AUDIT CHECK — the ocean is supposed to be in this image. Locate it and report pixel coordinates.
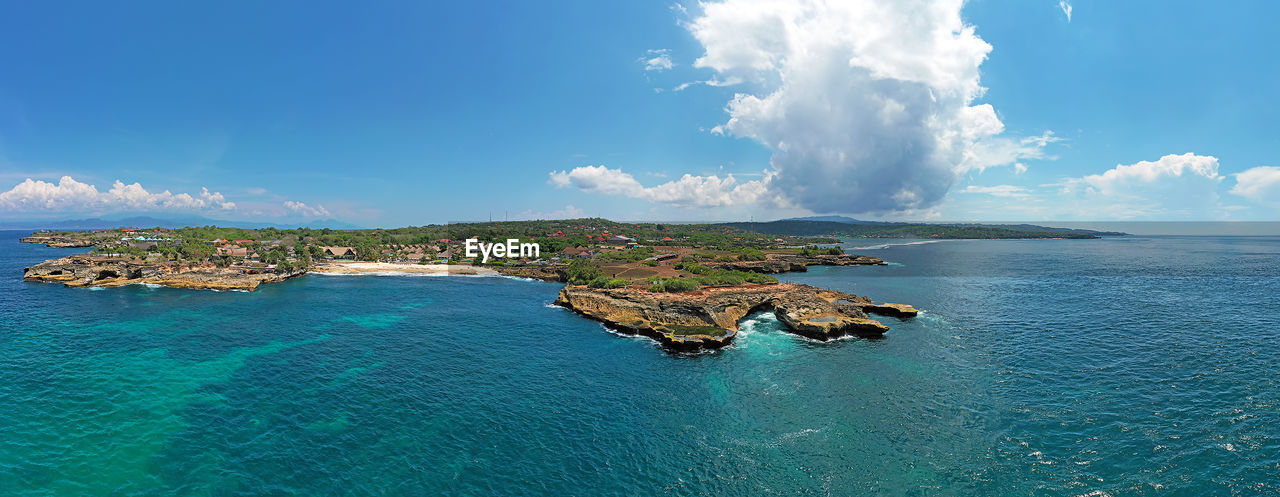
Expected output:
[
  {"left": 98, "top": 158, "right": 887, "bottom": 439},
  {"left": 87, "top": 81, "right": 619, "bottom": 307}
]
[{"left": 1, "top": 230, "right": 1277, "bottom": 496}]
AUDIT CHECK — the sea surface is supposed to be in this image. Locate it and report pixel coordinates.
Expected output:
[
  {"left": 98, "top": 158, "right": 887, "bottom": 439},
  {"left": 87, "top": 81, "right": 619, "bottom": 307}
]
[{"left": 1, "top": 230, "right": 1278, "bottom": 496}]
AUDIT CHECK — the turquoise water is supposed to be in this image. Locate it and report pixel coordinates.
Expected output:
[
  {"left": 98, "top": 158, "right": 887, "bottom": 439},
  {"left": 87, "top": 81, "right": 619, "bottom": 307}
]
[{"left": 2, "top": 231, "right": 1278, "bottom": 495}]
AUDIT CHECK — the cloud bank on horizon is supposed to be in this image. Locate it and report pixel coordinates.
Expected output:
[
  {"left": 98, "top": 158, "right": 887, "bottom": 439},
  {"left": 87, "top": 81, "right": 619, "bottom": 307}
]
[{"left": 0, "top": 176, "right": 332, "bottom": 220}]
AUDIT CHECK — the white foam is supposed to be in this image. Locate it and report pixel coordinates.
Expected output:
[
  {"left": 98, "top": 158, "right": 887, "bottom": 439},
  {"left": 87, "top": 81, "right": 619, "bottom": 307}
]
[{"left": 846, "top": 239, "right": 955, "bottom": 250}]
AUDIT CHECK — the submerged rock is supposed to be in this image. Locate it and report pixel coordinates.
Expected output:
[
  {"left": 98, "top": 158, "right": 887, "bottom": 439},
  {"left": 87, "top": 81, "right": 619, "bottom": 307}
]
[{"left": 554, "top": 283, "right": 914, "bottom": 351}]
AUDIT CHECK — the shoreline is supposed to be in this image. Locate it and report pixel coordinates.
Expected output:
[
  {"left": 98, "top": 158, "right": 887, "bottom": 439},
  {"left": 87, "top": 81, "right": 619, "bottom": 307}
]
[{"left": 310, "top": 261, "right": 500, "bottom": 276}]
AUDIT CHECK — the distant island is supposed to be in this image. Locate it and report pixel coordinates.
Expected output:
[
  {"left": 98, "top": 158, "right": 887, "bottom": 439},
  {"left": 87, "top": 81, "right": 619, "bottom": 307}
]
[{"left": 17, "top": 217, "right": 1104, "bottom": 349}]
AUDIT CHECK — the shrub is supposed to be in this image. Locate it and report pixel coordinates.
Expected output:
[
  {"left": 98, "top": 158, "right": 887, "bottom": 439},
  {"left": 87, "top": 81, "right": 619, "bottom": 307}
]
[
  {"left": 738, "top": 248, "right": 766, "bottom": 261},
  {"left": 657, "top": 277, "right": 701, "bottom": 293},
  {"left": 588, "top": 277, "right": 630, "bottom": 289},
  {"left": 566, "top": 259, "right": 604, "bottom": 284},
  {"left": 642, "top": 259, "right": 659, "bottom": 267},
  {"left": 800, "top": 245, "right": 845, "bottom": 256},
  {"left": 681, "top": 263, "right": 709, "bottom": 274}
]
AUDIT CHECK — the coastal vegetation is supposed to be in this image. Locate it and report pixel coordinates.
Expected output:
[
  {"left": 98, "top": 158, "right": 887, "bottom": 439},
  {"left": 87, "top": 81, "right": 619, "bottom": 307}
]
[{"left": 19, "top": 218, "right": 943, "bottom": 350}]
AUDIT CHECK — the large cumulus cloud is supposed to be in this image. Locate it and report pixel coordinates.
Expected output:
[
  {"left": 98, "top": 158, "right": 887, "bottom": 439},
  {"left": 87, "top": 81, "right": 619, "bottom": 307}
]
[{"left": 689, "top": 0, "right": 1038, "bottom": 213}]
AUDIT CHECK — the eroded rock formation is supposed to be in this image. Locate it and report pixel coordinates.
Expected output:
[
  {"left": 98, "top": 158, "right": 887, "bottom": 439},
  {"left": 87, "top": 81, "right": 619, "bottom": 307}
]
[
  {"left": 707, "top": 254, "right": 886, "bottom": 273},
  {"left": 23, "top": 256, "right": 305, "bottom": 291},
  {"left": 554, "top": 283, "right": 914, "bottom": 351}
]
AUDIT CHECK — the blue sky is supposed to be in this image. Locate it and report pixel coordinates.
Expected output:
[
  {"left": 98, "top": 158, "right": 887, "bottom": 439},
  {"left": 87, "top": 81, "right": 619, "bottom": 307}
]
[{"left": 1, "top": 0, "right": 1277, "bottom": 226}]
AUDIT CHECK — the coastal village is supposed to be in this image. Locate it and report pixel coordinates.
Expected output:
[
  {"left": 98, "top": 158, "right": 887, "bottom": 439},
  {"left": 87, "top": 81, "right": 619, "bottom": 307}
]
[
  {"left": 19, "top": 219, "right": 836, "bottom": 282},
  {"left": 19, "top": 219, "right": 917, "bottom": 350}
]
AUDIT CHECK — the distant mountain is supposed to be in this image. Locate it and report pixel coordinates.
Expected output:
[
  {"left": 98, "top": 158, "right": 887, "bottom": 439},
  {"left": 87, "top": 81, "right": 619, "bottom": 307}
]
[
  {"left": 0, "top": 215, "right": 365, "bottom": 231},
  {"left": 946, "top": 223, "right": 1128, "bottom": 237}
]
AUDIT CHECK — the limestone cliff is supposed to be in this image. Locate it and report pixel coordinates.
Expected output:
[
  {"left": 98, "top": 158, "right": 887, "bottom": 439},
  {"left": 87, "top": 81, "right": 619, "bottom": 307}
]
[
  {"left": 23, "top": 256, "right": 305, "bottom": 291},
  {"left": 707, "top": 253, "right": 886, "bottom": 273},
  {"left": 554, "top": 283, "right": 915, "bottom": 350},
  {"left": 19, "top": 236, "right": 97, "bottom": 248}
]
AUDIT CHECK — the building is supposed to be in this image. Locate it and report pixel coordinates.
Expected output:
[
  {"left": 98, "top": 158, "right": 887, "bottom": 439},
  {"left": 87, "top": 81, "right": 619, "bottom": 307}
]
[
  {"left": 321, "top": 246, "right": 357, "bottom": 260},
  {"left": 560, "top": 246, "right": 593, "bottom": 258},
  {"left": 216, "top": 245, "right": 251, "bottom": 258},
  {"left": 606, "top": 235, "right": 634, "bottom": 245}
]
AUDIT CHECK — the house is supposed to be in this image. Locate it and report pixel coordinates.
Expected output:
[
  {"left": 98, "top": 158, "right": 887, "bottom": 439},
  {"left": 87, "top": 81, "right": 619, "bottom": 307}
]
[
  {"left": 321, "top": 246, "right": 357, "bottom": 259},
  {"left": 606, "top": 235, "right": 634, "bottom": 245},
  {"left": 660, "top": 236, "right": 674, "bottom": 242},
  {"left": 216, "top": 245, "right": 250, "bottom": 257},
  {"left": 127, "top": 240, "right": 158, "bottom": 250},
  {"left": 560, "top": 246, "right": 593, "bottom": 258}
]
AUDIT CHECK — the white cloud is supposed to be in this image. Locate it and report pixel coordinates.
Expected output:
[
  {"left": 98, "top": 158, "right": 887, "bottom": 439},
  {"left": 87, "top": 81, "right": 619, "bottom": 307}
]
[
  {"left": 1067, "top": 153, "right": 1222, "bottom": 195},
  {"left": 681, "top": 0, "right": 1051, "bottom": 214},
  {"left": 962, "top": 131, "right": 1061, "bottom": 173},
  {"left": 1058, "top": 153, "right": 1226, "bottom": 218},
  {"left": 1059, "top": 1, "right": 1072, "bottom": 22},
  {"left": 957, "top": 185, "right": 1032, "bottom": 199},
  {"left": 283, "top": 200, "right": 330, "bottom": 217},
  {"left": 0, "top": 176, "right": 236, "bottom": 213},
  {"left": 1230, "top": 166, "right": 1280, "bottom": 205},
  {"left": 548, "top": 165, "right": 782, "bottom": 208},
  {"left": 672, "top": 76, "right": 743, "bottom": 92},
  {"left": 641, "top": 49, "right": 674, "bottom": 71}
]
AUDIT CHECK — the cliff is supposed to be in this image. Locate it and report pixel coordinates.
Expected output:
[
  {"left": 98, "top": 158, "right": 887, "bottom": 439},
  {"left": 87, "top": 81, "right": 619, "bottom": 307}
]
[
  {"left": 554, "top": 283, "right": 915, "bottom": 351},
  {"left": 19, "top": 235, "right": 97, "bottom": 248},
  {"left": 492, "top": 265, "right": 566, "bottom": 282},
  {"left": 708, "top": 253, "right": 886, "bottom": 273},
  {"left": 23, "top": 256, "right": 305, "bottom": 291}
]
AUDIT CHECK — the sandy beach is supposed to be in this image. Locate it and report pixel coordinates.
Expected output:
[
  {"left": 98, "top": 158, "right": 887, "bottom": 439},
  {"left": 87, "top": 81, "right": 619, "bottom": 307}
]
[{"left": 311, "top": 261, "right": 499, "bottom": 276}]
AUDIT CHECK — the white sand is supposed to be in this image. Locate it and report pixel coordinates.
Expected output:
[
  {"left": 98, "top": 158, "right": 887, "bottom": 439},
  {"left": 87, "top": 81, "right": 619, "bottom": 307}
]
[{"left": 311, "top": 261, "right": 499, "bottom": 276}]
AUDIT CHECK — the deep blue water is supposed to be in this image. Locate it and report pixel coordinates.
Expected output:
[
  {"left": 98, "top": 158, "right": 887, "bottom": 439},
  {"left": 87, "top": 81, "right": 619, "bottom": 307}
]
[{"left": 1, "top": 230, "right": 1278, "bottom": 496}]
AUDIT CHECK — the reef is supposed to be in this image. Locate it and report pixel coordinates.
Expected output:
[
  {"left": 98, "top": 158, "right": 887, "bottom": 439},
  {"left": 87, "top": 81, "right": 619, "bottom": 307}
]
[
  {"left": 23, "top": 256, "right": 305, "bottom": 291},
  {"left": 553, "top": 282, "right": 916, "bottom": 351}
]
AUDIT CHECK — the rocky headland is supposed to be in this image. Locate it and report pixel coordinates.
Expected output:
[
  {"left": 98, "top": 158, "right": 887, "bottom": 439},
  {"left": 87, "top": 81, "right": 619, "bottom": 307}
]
[
  {"left": 23, "top": 256, "right": 305, "bottom": 291},
  {"left": 707, "top": 253, "right": 886, "bottom": 274},
  {"left": 492, "top": 265, "right": 566, "bottom": 281},
  {"left": 19, "top": 235, "right": 97, "bottom": 248},
  {"left": 554, "top": 282, "right": 916, "bottom": 351}
]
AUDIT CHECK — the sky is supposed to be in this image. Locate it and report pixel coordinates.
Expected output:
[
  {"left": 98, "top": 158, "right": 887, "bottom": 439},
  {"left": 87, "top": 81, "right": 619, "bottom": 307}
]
[{"left": 1, "top": 0, "right": 1278, "bottom": 227}]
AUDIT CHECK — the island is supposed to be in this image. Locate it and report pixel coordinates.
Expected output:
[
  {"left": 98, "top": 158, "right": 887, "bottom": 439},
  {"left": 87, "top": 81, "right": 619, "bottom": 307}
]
[{"left": 20, "top": 217, "right": 1098, "bottom": 349}]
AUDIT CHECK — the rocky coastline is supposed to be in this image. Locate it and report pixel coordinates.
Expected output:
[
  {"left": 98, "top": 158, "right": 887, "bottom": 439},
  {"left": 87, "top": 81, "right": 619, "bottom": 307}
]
[
  {"left": 492, "top": 265, "right": 566, "bottom": 282},
  {"left": 707, "top": 253, "right": 886, "bottom": 273},
  {"left": 23, "top": 255, "right": 306, "bottom": 291},
  {"left": 554, "top": 283, "right": 916, "bottom": 351},
  {"left": 19, "top": 235, "right": 97, "bottom": 248}
]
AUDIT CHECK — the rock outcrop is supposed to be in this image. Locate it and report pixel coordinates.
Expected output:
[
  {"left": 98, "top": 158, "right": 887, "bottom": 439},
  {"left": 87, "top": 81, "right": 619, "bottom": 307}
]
[
  {"left": 24, "top": 256, "right": 305, "bottom": 291},
  {"left": 554, "top": 283, "right": 914, "bottom": 351},
  {"left": 19, "top": 236, "right": 96, "bottom": 248},
  {"left": 493, "top": 265, "right": 566, "bottom": 282},
  {"left": 708, "top": 253, "right": 886, "bottom": 273}
]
